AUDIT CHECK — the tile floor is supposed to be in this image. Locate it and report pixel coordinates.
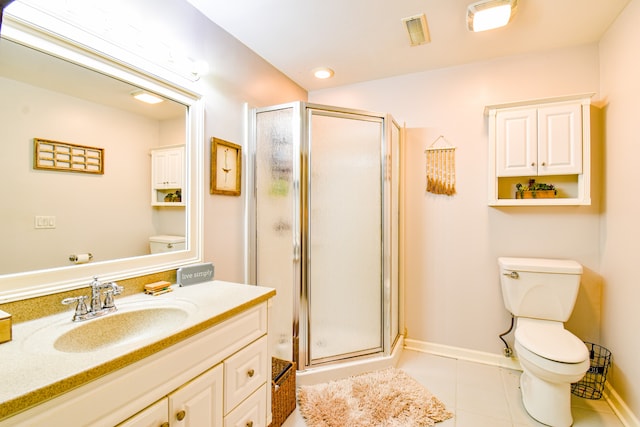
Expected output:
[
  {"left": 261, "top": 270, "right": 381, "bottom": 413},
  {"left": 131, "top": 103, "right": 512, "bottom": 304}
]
[{"left": 282, "top": 349, "right": 624, "bottom": 427}]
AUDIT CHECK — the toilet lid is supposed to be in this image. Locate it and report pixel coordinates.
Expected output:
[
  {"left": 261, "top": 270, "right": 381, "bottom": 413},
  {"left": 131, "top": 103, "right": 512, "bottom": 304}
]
[{"left": 516, "top": 322, "right": 588, "bottom": 363}]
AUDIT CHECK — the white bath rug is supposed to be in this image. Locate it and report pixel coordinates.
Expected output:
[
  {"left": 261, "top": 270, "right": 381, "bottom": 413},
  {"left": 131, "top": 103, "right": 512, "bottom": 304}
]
[{"left": 297, "top": 367, "right": 453, "bottom": 426}]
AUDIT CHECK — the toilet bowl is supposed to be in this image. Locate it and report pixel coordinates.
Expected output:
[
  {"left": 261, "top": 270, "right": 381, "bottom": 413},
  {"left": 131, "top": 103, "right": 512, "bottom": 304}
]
[
  {"left": 498, "top": 257, "right": 589, "bottom": 427},
  {"left": 515, "top": 318, "right": 589, "bottom": 426}
]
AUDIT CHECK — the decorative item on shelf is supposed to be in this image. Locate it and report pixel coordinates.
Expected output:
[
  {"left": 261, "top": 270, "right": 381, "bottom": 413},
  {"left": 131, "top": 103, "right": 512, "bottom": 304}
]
[
  {"left": 515, "top": 179, "right": 557, "bottom": 199},
  {"left": 210, "top": 137, "right": 242, "bottom": 196},
  {"left": 163, "top": 190, "right": 182, "bottom": 203},
  {"left": 425, "top": 135, "right": 456, "bottom": 196}
]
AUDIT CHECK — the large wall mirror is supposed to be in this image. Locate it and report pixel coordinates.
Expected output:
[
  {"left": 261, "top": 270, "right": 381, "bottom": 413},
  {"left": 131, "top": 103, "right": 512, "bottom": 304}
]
[{"left": 0, "top": 5, "right": 204, "bottom": 302}]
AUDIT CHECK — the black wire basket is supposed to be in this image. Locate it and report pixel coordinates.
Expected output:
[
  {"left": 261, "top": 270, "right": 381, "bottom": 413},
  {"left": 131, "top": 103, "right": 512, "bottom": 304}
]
[{"left": 571, "top": 342, "right": 611, "bottom": 400}]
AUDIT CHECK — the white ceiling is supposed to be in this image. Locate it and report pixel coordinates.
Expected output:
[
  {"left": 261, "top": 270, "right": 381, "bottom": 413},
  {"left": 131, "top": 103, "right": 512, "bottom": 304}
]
[{"left": 186, "top": 0, "right": 630, "bottom": 91}]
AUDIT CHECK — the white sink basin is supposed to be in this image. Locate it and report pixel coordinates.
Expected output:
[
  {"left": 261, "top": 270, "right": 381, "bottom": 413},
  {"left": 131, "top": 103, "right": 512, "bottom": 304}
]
[
  {"left": 54, "top": 306, "right": 188, "bottom": 353},
  {"left": 23, "top": 298, "right": 196, "bottom": 354}
]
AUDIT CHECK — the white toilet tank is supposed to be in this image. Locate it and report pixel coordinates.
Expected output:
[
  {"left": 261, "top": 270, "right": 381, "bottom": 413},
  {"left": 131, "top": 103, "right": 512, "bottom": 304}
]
[
  {"left": 149, "top": 235, "right": 185, "bottom": 254},
  {"left": 499, "top": 257, "right": 583, "bottom": 322}
]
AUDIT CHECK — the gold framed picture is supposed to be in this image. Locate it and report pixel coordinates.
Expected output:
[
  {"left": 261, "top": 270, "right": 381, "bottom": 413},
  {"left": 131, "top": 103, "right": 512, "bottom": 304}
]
[{"left": 210, "top": 137, "right": 241, "bottom": 196}]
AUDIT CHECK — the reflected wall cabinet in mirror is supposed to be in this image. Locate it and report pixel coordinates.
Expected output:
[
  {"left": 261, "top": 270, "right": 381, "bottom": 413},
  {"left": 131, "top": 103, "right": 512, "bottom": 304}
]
[
  {"left": 486, "top": 93, "right": 593, "bottom": 206},
  {"left": 0, "top": 2, "right": 204, "bottom": 302},
  {"left": 152, "top": 146, "right": 185, "bottom": 206}
]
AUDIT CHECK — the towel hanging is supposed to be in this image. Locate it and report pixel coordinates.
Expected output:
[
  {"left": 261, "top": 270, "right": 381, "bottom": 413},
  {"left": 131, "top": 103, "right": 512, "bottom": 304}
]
[{"left": 425, "top": 136, "right": 456, "bottom": 196}]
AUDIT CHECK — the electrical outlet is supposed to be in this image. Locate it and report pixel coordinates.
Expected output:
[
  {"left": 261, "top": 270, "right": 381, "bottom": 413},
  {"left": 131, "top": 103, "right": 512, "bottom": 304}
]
[{"left": 34, "top": 216, "right": 56, "bottom": 229}]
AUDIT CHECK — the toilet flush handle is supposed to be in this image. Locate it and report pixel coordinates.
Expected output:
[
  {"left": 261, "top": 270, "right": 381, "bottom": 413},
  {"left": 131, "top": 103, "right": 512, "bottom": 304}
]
[{"left": 503, "top": 271, "right": 519, "bottom": 279}]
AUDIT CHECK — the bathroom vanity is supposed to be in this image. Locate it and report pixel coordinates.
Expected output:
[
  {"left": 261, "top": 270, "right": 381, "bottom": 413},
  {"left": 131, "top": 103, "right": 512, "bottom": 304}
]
[{"left": 0, "top": 281, "right": 275, "bottom": 427}]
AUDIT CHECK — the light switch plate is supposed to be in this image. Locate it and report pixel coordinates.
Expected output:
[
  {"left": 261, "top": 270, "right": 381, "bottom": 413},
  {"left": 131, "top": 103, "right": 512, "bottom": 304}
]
[{"left": 34, "top": 215, "right": 56, "bottom": 229}]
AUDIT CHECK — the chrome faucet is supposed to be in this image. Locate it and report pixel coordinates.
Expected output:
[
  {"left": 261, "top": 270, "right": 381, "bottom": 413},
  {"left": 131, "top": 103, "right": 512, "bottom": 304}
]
[{"left": 62, "top": 276, "right": 124, "bottom": 322}]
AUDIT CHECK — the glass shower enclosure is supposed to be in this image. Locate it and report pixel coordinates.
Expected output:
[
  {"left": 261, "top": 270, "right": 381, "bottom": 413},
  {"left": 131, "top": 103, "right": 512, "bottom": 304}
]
[{"left": 249, "top": 102, "right": 401, "bottom": 371}]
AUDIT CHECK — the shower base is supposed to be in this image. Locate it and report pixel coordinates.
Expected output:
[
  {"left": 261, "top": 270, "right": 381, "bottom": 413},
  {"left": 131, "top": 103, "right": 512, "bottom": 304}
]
[{"left": 297, "top": 336, "right": 404, "bottom": 386}]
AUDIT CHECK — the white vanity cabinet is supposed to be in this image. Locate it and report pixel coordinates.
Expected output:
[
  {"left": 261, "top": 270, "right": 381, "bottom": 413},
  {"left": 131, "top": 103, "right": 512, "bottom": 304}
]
[
  {"left": 1, "top": 298, "right": 272, "bottom": 427},
  {"left": 486, "top": 94, "right": 593, "bottom": 206},
  {"left": 117, "top": 398, "right": 169, "bottom": 427},
  {"left": 119, "top": 364, "right": 223, "bottom": 427},
  {"left": 118, "top": 336, "right": 268, "bottom": 427},
  {"left": 152, "top": 146, "right": 185, "bottom": 206}
]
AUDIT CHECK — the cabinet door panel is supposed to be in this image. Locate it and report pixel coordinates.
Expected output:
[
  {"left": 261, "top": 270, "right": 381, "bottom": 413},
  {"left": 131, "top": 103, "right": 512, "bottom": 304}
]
[
  {"left": 224, "top": 384, "right": 267, "bottom": 427},
  {"left": 537, "top": 104, "right": 582, "bottom": 175},
  {"left": 116, "top": 398, "right": 168, "bottom": 427},
  {"left": 169, "top": 364, "right": 223, "bottom": 427},
  {"left": 224, "top": 336, "right": 268, "bottom": 414},
  {"left": 496, "top": 109, "right": 537, "bottom": 177}
]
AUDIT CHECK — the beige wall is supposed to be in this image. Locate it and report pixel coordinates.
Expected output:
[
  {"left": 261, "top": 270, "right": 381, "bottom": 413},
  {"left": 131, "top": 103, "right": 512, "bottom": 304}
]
[
  {"left": 309, "top": 2, "right": 640, "bottom": 417},
  {"left": 599, "top": 0, "right": 640, "bottom": 417},
  {"left": 0, "top": 76, "right": 160, "bottom": 272},
  {"left": 310, "top": 43, "right": 601, "bottom": 353},
  {"left": 144, "top": 0, "right": 307, "bottom": 282}
]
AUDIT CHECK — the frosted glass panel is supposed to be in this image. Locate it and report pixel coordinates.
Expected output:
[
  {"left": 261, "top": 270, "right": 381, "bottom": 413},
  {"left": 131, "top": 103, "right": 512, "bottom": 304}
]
[
  {"left": 308, "top": 112, "right": 383, "bottom": 362},
  {"left": 255, "top": 107, "right": 296, "bottom": 360}
]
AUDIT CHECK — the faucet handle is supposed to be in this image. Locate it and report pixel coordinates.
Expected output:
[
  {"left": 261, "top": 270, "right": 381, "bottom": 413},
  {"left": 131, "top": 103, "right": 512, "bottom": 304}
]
[
  {"left": 102, "top": 282, "right": 123, "bottom": 309},
  {"left": 106, "top": 281, "right": 123, "bottom": 295},
  {"left": 62, "top": 295, "right": 89, "bottom": 318}
]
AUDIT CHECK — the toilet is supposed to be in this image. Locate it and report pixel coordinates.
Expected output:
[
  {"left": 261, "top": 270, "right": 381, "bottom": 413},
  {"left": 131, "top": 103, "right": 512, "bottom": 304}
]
[
  {"left": 149, "top": 235, "right": 185, "bottom": 254},
  {"left": 499, "top": 257, "right": 589, "bottom": 427}
]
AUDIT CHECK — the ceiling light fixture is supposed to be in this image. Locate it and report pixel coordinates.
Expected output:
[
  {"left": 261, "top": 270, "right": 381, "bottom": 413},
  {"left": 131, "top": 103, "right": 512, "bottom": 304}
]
[
  {"left": 467, "top": 0, "right": 518, "bottom": 32},
  {"left": 313, "top": 67, "right": 334, "bottom": 79},
  {"left": 131, "top": 90, "right": 164, "bottom": 104},
  {"left": 402, "top": 14, "right": 430, "bottom": 46}
]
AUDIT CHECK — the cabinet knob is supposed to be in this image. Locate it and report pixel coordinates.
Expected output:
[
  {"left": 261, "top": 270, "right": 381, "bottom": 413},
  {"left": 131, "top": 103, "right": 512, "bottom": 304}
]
[
  {"left": 246, "top": 421, "right": 254, "bottom": 427},
  {"left": 247, "top": 368, "right": 255, "bottom": 378},
  {"left": 176, "top": 410, "right": 186, "bottom": 421},
  {"left": 531, "top": 162, "right": 535, "bottom": 167},
  {"left": 160, "top": 423, "right": 170, "bottom": 427},
  {"left": 541, "top": 162, "right": 546, "bottom": 166}
]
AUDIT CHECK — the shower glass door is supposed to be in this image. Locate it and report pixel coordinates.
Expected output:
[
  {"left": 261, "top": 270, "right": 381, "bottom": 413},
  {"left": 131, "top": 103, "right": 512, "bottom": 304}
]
[
  {"left": 303, "top": 109, "right": 384, "bottom": 366},
  {"left": 254, "top": 105, "right": 299, "bottom": 362}
]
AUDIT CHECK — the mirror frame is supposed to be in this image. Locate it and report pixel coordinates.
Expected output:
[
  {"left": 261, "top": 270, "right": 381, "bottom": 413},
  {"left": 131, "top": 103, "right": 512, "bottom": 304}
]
[{"left": 0, "top": 6, "right": 204, "bottom": 302}]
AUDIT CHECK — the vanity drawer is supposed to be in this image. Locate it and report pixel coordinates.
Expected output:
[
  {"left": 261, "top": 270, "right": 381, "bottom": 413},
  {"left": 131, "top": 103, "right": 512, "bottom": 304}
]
[
  {"left": 224, "top": 335, "right": 268, "bottom": 414},
  {"left": 224, "top": 383, "right": 267, "bottom": 427}
]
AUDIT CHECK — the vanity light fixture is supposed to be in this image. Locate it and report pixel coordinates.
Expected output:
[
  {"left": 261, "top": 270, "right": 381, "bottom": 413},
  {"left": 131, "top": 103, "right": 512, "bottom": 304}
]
[
  {"left": 131, "top": 90, "right": 163, "bottom": 104},
  {"left": 467, "top": 0, "right": 518, "bottom": 32},
  {"left": 313, "top": 67, "right": 334, "bottom": 79}
]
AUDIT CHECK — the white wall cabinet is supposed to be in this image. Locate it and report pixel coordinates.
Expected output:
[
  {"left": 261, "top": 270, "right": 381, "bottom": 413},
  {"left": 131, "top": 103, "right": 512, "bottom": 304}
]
[
  {"left": 487, "top": 94, "right": 593, "bottom": 206},
  {"left": 152, "top": 146, "right": 185, "bottom": 206}
]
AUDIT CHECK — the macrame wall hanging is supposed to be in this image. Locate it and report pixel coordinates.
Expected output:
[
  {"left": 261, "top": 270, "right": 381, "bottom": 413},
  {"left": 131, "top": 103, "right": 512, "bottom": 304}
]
[{"left": 425, "top": 135, "right": 456, "bottom": 196}]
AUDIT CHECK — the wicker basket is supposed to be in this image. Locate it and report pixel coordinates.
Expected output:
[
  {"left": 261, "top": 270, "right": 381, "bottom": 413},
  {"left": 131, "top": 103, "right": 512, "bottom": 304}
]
[
  {"left": 572, "top": 343, "right": 611, "bottom": 399},
  {"left": 269, "top": 357, "right": 296, "bottom": 427}
]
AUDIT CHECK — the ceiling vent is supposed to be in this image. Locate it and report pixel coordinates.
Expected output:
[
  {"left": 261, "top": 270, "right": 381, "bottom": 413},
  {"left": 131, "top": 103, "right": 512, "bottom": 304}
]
[{"left": 402, "top": 14, "right": 430, "bottom": 46}]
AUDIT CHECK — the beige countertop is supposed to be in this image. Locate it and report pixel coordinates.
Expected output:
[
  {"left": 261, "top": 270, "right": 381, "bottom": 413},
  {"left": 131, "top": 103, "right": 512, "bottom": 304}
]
[{"left": 0, "top": 281, "right": 275, "bottom": 421}]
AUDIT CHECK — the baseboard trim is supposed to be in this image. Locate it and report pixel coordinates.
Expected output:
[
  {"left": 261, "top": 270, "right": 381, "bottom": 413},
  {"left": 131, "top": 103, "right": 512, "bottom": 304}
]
[
  {"left": 404, "top": 338, "right": 522, "bottom": 370},
  {"left": 604, "top": 381, "right": 640, "bottom": 427},
  {"left": 404, "top": 339, "right": 640, "bottom": 427}
]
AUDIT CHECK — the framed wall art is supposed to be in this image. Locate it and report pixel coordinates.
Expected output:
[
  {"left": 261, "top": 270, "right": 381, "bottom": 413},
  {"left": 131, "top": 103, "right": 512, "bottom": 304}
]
[
  {"left": 210, "top": 137, "right": 241, "bottom": 196},
  {"left": 33, "top": 138, "right": 104, "bottom": 174}
]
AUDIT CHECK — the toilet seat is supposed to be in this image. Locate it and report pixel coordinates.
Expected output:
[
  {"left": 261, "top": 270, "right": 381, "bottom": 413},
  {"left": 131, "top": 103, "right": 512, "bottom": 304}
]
[{"left": 515, "top": 319, "right": 588, "bottom": 363}]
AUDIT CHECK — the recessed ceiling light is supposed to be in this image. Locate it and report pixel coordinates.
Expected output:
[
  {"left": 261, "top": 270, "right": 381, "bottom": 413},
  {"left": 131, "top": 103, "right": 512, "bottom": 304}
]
[
  {"left": 467, "top": 0, "right": 518, "bottom": 32},
  {"left": 313, "top": 67, "right": 334, "bottom": 79},
  {"left": 131, "top": 90, "right": 164, "bottom": 104}
]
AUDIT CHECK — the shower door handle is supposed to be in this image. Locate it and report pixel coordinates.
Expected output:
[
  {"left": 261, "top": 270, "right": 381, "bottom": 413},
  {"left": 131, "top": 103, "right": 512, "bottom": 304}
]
[{"left": 293, "top": 243, "right": 300, "bottom": 262}]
